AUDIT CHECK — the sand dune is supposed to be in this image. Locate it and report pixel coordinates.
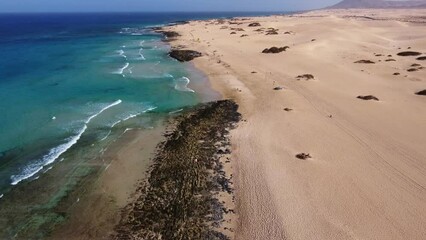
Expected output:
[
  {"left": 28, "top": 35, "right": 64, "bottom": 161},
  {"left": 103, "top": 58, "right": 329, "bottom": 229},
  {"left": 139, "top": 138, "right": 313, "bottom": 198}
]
[{"left": 166, "top": 9, "right": 426, "bottom": 240}]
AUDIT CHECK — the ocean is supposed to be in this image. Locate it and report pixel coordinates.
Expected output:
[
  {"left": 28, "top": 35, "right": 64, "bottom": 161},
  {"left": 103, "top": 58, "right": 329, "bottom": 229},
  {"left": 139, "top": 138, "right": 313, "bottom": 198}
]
[{"left": 0, "top": 12, "right": 277, "bottom": 238}]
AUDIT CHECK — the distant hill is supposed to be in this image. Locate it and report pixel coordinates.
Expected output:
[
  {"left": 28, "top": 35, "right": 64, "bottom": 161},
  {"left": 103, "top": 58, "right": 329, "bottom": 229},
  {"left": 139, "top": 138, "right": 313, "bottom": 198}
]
[{"left": 329, "top": 0, "right": 426, "bottom": 8}]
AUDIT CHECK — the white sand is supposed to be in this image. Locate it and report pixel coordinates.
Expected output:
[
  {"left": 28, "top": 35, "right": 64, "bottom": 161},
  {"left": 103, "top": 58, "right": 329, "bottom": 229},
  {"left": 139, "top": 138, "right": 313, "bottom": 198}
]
[{"left": 167, "top": 9, "right": 426, "bottom": 239}]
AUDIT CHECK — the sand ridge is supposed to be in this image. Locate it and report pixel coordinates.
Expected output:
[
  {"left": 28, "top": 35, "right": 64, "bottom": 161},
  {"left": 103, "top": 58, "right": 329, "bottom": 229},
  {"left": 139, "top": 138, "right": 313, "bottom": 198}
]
[{"left": 165, "top": 9, "right": 426, "bottom": 240}]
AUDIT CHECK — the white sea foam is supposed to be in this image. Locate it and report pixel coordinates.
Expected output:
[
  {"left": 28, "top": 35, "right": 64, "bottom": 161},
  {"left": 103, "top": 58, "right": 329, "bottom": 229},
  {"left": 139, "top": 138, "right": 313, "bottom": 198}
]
[
  {"left": 138, "top": 48, "right": 146, "bottom": 60},
  {"left": 44, "top": 166, "right": 53, "bottom": 173},
  {"left": 10, "top": 100, "right": 122, "bottom": 186},
  {"left": 139, "top": 40, "right": 145, "bottom": 47},
  {"left": 111, "top": 107, "right": 156, "bottom": 128},
  {"left": 100, "top": 131, "right": 111, "bottom": 141},
  {"left": 174, "top": 77, "right": 195, "bottom": 92},
  {"left": 169, "top": 109, "right": 183, "bottom": 115},
  {"left": 110, "top": 120, "right": 122, "bottom": 128},
  {"left": 86, "top": 100, "right": 122, "bottom": 124},
  {"left": 117, "top": 50, "right": 127, "bottom": 59},
  {"left": 123, "top": 128, "right": 133, "bottom": 133},
  {"left": 113, "top": 63, "right": 130, "bottom": 77},
  {"left": 0, "top": 194, "right": 3, "bottom": 199}
]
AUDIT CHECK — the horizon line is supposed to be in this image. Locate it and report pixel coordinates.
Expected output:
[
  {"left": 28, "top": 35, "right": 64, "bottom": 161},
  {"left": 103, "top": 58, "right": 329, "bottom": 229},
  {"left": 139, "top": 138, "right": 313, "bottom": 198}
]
[{"left": 0, "top": 10, "right": 305, "bottom": 14}]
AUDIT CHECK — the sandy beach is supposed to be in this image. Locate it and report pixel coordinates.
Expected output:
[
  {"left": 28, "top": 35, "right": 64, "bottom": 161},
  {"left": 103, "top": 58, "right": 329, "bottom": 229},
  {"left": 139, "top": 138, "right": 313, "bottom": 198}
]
[{"left": 164, "top": 9, "right": 426, "bottom": 239}]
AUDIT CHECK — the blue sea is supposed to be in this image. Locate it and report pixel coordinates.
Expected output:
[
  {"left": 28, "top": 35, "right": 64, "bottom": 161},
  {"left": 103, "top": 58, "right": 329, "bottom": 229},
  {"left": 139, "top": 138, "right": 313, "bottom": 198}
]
[{"left": 0, "top": 12, "right": 277, "bottom": 238}]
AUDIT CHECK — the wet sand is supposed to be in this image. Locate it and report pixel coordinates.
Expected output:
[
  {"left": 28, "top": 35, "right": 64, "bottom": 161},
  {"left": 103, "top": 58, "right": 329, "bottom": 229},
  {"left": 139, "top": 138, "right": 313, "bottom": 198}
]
[{"left": 49, "top": 124, "right": 166, "bottom": 239}]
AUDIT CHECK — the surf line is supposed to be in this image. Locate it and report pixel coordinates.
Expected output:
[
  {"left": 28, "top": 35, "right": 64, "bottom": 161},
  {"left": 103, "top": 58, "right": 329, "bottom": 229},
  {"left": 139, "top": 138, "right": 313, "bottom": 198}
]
[
  {"left": 114, "top": 63, "right": 130, "bottom": 77},
  {"left": 10, "top": 100, "right": 122, "bottom": 186}
]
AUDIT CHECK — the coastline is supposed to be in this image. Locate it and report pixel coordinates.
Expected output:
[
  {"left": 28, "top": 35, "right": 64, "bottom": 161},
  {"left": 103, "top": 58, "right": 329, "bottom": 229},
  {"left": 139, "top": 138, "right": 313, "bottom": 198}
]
[
  {"left": 49, "top": 124, "right": 167, "bottom": 239},
  {"left": 0, "top": 18, "right": 223, "bottom": 238},
  {"left": 2, "top": 9, "right": 424, "bottom": 239},
  {"left": 164, "top": 9, "right": 426, "bottom": 239},
  {"left": 113, "top": 100, "right": 241, "bottom": 239}
]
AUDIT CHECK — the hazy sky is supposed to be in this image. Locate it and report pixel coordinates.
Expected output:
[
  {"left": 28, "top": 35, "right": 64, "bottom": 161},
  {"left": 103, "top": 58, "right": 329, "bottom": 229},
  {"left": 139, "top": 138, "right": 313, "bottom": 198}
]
[{"left": 0, "top": 0, "right": 341, "bottom": 13}]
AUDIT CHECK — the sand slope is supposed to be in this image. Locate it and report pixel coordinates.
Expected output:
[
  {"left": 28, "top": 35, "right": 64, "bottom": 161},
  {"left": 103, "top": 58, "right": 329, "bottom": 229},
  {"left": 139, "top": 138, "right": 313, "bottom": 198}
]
[{"left": 167, "top": 9, "right": 426, "bottom": 240}]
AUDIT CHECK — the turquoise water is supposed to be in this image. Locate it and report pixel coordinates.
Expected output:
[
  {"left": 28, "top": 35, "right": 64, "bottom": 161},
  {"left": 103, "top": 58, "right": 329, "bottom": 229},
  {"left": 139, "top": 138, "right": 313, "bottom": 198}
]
[
  {"left": 0, "top": 12, "right": 279, "bottom": 237},
  {"left": 0, "top": 13, "right": 217, "bottom": 197}
]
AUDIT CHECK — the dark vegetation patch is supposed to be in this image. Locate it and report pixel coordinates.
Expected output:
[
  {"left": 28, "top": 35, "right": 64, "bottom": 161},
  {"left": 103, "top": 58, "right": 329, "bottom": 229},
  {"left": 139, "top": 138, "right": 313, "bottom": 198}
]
[
  {"left": 265, "top": 28, "right": 279, "bottom": 35},
  {"left": 354, "top": 60, "right": 375, "bottom": 64},
  {"left": 415, "top": 90, "right": 426, "bottom": 96},
  {"left": 357, "top": 95, "right": 379, "bottom": 101},
  {"left": 397, "top": 51, "right": 422, "bottom": 56},
  {"left": 248, "top": 22, "right": 261, "bottom": 27},
  {"left": 416, "top": 56, "right": 426, "bottom": 60},
  {"left": 296, "top": 153, "right": 312, "bottom": 160},
  {"left": 385, "top": 59, "right": 396, "bottom": 62},
  {"left": 296, "top": 74, "right": 315, "bottom": 80},
  {"left": 240, "top": 34, "right": 249, "bottom": 38},
  {"left": 113, "top": 100, "right": 241, "bottom": 240},
  {"left": 393, "top": 72, "right": 400, "bottom": 75},
  {"left": 262, "top": 46, "right": 289, "bottom": 54}
]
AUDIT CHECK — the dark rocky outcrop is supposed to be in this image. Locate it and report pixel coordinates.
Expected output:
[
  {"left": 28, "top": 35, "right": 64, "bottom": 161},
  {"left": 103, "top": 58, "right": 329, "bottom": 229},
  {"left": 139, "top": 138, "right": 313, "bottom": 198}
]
[
  {"left": 354, "top": 60, "right": 375, "bottom": 64},
  {"left": 357, "top": 95, "right": 379, "bottom": 101},
  {"left": 397, "top": 51, "right": 422, "bottom": 56},
  {"left": 393, "top": 72, "right": 400, "bottom": 75},
  {"left": 273, "top": 86, "right": 284, "bottom": 90},
  {"left": 262, "top": 46, "right": 289, "bottom": 54},
  {"left": 169, "top": 50, "right": 202, "bottom": 62},
  {"left": 113, "top": 100, "right": 241, "bottom": 240},
  {"left": 153, "top": 28, "right": 182, "bottom": 42},
  {"left": 417, "top": 56, "right": 426, "bottom": 60},
  {"left": 385, "top": 59, "right": 396, "bottom": 62},
  {"left": 230, "top": 32, "right": 236, "bottom": 35},
  {"left": 415, "top": 89, "right": 426, "bottom": 95}
]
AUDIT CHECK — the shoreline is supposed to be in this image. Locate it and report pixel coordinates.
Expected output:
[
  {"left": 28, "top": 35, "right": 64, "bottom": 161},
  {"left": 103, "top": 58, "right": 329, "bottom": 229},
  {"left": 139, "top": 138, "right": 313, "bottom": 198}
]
[
  {"left": 164, "top": 9, "right": 426, "bottom": 239},
  {"left": 113, "top": 100, "right": 241, "bottom": 239},
  {"left": 49, "top": 123, "right": 167, "bottom": 239}
]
